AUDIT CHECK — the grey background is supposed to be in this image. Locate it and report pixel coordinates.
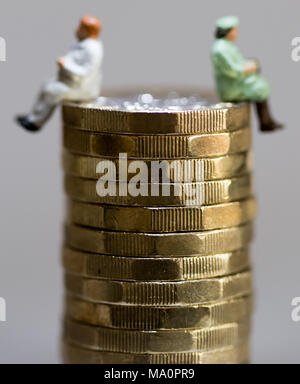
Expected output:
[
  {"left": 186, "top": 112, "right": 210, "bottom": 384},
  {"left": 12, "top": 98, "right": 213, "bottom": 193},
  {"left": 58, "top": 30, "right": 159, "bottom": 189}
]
[{"left": 0, "top": 0, "right": 299, "bottom": 364}]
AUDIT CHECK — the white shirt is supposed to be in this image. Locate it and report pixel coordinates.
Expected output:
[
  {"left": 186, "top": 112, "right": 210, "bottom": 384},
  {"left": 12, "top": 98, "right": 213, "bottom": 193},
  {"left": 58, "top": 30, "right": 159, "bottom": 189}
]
[{"left": 60, "top": 38, "right": 103, "bottom": 99}]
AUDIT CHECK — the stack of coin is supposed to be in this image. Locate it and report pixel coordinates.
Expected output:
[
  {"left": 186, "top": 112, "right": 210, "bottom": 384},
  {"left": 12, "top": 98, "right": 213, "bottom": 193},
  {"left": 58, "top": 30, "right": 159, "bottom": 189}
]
[{"left": 61, "top": 92, "right": 255, "bottom": 364}]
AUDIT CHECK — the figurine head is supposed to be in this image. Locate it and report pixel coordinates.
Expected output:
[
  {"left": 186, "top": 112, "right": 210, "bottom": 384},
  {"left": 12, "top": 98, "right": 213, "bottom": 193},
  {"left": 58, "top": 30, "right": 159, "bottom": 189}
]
[
  {"left": 215, "top": 16, "right": 239, "bottom": 41},
  {"left": 76, "top": 16, "right": 102, "bottom": 41}
]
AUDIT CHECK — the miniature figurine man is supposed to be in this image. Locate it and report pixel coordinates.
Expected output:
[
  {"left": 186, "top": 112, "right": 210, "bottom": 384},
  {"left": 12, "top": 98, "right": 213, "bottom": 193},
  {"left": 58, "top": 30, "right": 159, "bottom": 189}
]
[
  {"left": 212, "top": 16, "right": 283, "bottom": 132},
  {"left": 17, "top": 16, "right": 103, "bottom": 132}
]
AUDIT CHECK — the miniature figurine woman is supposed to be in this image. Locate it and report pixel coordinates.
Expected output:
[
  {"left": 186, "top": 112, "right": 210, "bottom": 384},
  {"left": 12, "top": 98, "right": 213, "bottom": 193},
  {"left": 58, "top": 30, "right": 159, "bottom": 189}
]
[{"left": 212, "top": 16, "right": 283, "bottom": 132}]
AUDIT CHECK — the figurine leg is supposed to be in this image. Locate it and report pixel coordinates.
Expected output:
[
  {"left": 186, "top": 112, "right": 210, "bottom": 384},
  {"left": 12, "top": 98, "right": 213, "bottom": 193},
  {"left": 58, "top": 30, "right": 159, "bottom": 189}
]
[
  {"left": 26, "top": 94, "right": 57, "bottom": 130},
  {"left": 255, "top": 100, "right": 284, "bottom": 133},
  {"left": 16, "top": 80, "right": 70, "bottom": 132}
]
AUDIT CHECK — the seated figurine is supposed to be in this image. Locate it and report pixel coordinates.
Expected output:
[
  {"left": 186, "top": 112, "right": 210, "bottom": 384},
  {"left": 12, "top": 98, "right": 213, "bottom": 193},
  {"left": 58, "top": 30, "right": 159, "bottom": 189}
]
[
  {"left": 212, "top": 16, "right": 283, "bottom": 132},
  {"left": 17, "top": 16, "right": 103, "bottom": 132}
]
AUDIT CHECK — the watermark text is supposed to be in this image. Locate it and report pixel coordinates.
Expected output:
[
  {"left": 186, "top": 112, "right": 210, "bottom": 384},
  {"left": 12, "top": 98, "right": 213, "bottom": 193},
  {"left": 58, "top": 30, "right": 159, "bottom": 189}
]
[
  {"left": 0, "top": 297, "right": 6, "bottom": 322},
  {"left": 0, "top": 37, "right": 6, "bottom": 61},
  {"left": 291, "top": 297, "right": 300, "bottom": 322},
  {"left": 291, "top": 37, "right": 300, "bottom": 62},
  {"left": 96, "top": 153, "right": 205, "bottom": 206}
]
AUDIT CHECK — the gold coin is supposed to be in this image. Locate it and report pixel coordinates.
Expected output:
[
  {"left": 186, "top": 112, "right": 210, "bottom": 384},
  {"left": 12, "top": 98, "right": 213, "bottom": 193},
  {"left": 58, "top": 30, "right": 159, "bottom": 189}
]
[
  {"left": 62, "top": 102, "right": 250, "bottom": 135},
  {"left": 63, "top": 247, "right": 250, "bottom": 281},
  {"left": 64, "top": 319, "right": 250, "bottom": 353},
  {"left": 67, "top": 198, "right": 256, "bottom": 232},
  {"left": 65, "top": 223, "right": 253, "bottom": 257},
  {"left": 65, "top": 296, "right": 252, "bottom": 330},
  {"left": 64, "top": 174, "right": 253, "bottom": 206},
  {"left": 62, "top": 341, "right": 249, "bottom": 364},
  {"left": 65, "top": 271, "right": 252, "bottom": 305},
  {"left": 63, "top": 126, "right": 251, "bottom": 159},
  {"left": 63, "top": 151, "right": 253, "bottom": 182}
]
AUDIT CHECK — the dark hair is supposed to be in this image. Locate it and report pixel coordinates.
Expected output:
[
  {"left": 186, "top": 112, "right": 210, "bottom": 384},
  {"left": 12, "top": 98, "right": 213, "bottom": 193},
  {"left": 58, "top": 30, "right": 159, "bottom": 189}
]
[{"left": 215, "top": 27, "right": 232, "bottom": 39}]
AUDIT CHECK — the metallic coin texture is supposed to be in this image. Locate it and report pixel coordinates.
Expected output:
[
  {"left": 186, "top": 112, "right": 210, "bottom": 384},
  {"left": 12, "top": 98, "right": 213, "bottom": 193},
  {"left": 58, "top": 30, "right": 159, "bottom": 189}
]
[
  {"left": 65, "top": 223, "right": 253, "bottom": 257},
  {"left": 64, "top": 271, "right": 252, "bottom": 306},
  {"left": 63, "top": 247, "right": 250, "bottom": 281},
  {"left": 64, "top": 174, "right": 253, "bottom": 206},
  {"left": 64, "top": 319, "right": 250, "bottom": 353},
  {"left": 62, "top": 341, "right": 249, "bottom": 364},
  {"left": 61, "top": 94, "right": 255, "bottom": 365},
  {"left": 67, "top": 198, "right": 256, "bottom": 232},
  {"left": 62, "top": 99, "right": 250, "bottom": 134},
  {"left": 63, "top": 151, "right": 253, "bottom": 182},
  {"left": 65, "top": 296, "right": 252, "bottom": 330},
  {"left": 63, "top": 126, "right": 251, "bottom": 159}
]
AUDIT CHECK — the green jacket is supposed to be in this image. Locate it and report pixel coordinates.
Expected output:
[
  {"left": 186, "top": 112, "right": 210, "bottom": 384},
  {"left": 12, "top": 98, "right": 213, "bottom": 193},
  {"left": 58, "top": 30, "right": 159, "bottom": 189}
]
[{"left": 212, "top": 38, "right": 270, "bottom": 102}]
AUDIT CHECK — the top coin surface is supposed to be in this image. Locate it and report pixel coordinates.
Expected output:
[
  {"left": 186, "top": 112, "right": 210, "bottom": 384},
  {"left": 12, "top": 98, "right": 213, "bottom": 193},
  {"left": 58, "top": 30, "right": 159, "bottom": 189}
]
[{"left": 63, "top": 92, "right": 250, "bottom": 135}]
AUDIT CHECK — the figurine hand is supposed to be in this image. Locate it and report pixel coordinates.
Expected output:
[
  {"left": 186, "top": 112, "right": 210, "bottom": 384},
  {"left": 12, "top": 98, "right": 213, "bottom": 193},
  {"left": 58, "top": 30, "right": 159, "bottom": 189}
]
[
  {"left": 57, "top": 57, "right": 65, "bottom": 68},
  {"left": 243, "top": 60, "right": 258, "bottom": 75}
]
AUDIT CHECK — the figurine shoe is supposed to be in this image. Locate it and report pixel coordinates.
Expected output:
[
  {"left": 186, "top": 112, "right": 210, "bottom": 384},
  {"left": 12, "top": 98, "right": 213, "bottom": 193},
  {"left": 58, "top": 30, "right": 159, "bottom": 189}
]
[{"left": 16, "top": 116, "right": 41, "bottom": 133}]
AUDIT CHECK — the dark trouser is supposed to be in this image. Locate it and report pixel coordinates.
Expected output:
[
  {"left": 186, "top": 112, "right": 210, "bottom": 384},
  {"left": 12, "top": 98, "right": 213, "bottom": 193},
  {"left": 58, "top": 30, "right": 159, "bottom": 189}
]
[{"left": 255, "top": 100, "right": 283, "bottom": 132}]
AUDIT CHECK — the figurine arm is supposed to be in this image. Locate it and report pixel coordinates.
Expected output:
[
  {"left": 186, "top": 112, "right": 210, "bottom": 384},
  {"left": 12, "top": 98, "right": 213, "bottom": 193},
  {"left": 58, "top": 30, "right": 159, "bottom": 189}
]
[
  {"left": 62, "top": 46, "right": 94, "bottom": 77},
  {"left": 61, "top": 42, "right": 103, "bottom": 78},
  {"left": 213, "top": 51, "right": 244, "bottom": 79}
]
